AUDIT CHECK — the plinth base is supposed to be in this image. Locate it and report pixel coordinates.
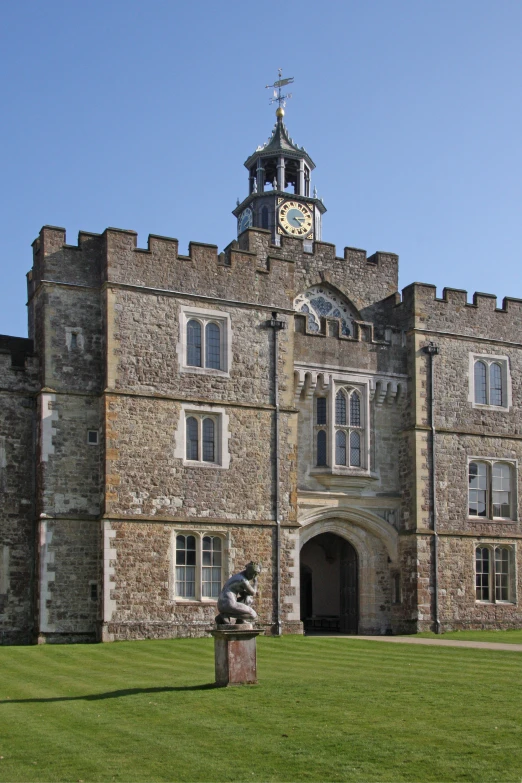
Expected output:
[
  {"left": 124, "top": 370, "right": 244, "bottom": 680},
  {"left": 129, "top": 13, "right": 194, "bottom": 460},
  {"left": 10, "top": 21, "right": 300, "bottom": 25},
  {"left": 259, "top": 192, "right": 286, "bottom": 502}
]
[{"left": 210, "top": 627, "right": 264, "bottom": 686}]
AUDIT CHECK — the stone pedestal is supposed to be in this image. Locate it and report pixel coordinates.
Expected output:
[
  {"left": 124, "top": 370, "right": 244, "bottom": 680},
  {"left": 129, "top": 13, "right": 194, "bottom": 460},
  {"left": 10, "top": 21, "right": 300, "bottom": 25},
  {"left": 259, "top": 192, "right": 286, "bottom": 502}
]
[{"left": 210, "top": 626, "right": 264, "bottom": 687}]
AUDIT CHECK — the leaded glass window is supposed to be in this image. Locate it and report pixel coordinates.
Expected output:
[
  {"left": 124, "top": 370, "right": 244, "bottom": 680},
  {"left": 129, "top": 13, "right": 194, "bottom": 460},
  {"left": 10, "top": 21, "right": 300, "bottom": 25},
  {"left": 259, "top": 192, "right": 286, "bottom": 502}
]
[
  {"left": 350, "top": 431, "right": 361, "bottom": 467},
  {"left": 474, "top": 361, "right": 487, "bottom": 404},
  {"left": 350, "top": 392, "right": 361, "bottom": 427},
  {"left": 187, "top": 320, "right": 202, "bottom": 367},
  {"left": 473, "top": 357, "right": 508, "bottom": 407},
  {"left": 492, "top": 463, "right": 511, "bottom": 518},
  {"left": 185, "top": 414, "right": 219, "bottom": 464},
  {"left": 316, "top": 397, "right": 327, "bottom": 425},
  {"left": 335, "top": 430, "right": 346, "bottom": 466},
  {"left": 293, "top": 285, "right": 356, "bottom": 336},
  {"left": 202, "top": 418, "right": 215, "bottom": 463},
  {"left": 316, "top": 430, "right": 327, "bottom": 466},
  {"left": 205, "top": 323, "right": 221, "bottom": 370},
  {"left": 176, "top": 535, "right": 196, "bottom": 597},
  {"left": 335, "top": 391, "right": 347, "bottom": 425},
  {"left": 490, "top": 363, "right": 503, "bottom": 407},
  {"left": 469, "top": 462, "right": 487, "bottom": 516},
  {"left": 475, "top": 546, "right": 490, "bottom": 601},
  {"left": 202, "top": 536, "right": 222, "bottom": 598},
  {"left": 186, "top": 416, "right": 199, "bottom": 461}
]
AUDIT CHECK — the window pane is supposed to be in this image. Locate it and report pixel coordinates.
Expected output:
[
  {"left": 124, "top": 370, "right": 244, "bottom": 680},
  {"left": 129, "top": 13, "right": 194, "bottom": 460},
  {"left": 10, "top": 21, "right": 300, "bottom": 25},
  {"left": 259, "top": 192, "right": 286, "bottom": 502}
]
[
  {"left": 176, "top": 534, "right": 196, "bottom": 597},
  {"left": 492, "top": 463, "right": 511, "bottom": 518},
  {"left": 350, "top": 430, "right": 361, "bottom": 467},
  {"left": 316, "top": 397, "right": 327, "bottom": 425},
  {"left": 350, "top": 392, "right": 361, "bottom": 427},
  {"left": 489, "top": 363, "right": 503, "bottom": 406},
  {"left": 202, "top": 536, "right": 222, "bottom": 597},
  {"left": 469, "top": 462, "right": 487, "bottom": 516},
  {"left": 205, "top": 323, "right": 221, "bottom": 370},
  {"left": 186, "top": 417, "right": 199, "bottom": 460},
  {"left": 475, "top": 547, "right": 490, "bottom": 601},
  {"left": 187, "top": 320, "right": 202, "bottom": 367},
  {"left": 316, "top": 430, "right": 327, "bottom": 466},
  {"left": 335, "top": 391, "right": 346, "bottom": 425},
  {"left": 495, "top": 547, "right": 510, "bottom": 601},
  {"left": 261, "top": 206, "right": 269, "bottom": 230},
  {"left": 474, "top": 361, "right": 487, "bottom": 404},
  {"left": 202, "top": 418, "right": 215, "bottom": 462},
  {"left": 335, "top": 430, "right": 346, "bottom": 465}
]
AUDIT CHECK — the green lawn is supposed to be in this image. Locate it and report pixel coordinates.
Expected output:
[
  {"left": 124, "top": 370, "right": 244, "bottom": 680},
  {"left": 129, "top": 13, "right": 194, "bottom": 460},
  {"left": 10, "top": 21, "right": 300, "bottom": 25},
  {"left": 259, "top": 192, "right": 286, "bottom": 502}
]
[{"left": 0, "top": 636, "right": 521, "bottom": 782}]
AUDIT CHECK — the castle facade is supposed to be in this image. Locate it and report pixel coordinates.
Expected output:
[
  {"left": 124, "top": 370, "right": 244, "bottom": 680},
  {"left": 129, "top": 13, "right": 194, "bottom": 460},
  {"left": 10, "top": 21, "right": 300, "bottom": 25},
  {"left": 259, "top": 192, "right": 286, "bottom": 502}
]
[{"left": 1, "top": 110, "right": 522, "bottom": 644}]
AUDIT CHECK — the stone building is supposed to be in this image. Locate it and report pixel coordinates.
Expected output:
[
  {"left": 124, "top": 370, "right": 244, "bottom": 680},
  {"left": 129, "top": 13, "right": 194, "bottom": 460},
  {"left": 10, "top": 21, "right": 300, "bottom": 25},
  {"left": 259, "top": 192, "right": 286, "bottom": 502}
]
[{"left": 1, "top": 106, "right": 522, "bottom": 645}]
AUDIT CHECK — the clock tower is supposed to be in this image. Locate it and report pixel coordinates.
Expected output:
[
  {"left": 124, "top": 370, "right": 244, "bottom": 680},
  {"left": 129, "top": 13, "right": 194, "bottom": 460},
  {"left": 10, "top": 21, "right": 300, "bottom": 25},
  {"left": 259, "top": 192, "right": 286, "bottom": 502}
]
[{"left": 233, "top": 72, "right": 326, "bottom": 247}]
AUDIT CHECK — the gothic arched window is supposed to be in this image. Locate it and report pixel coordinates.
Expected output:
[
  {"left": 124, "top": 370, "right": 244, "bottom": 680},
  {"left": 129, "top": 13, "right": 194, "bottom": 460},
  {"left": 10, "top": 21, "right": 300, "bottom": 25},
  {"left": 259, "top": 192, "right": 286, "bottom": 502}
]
[
  {"left": 187, "top": 320, "right": 202, "bottom": 367},
  {"left": 294, "top": 285, "right": 357, "bottom": 336},
  {"left": 205, "top": 323, "right": 221, "bottom": 370}
]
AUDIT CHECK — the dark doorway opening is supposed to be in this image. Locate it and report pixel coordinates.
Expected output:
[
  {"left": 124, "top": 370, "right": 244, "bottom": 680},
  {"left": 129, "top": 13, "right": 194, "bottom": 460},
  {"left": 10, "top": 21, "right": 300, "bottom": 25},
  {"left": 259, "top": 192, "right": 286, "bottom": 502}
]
[{"left": 300, "top": 532, "right": 358, "bottom": 634}]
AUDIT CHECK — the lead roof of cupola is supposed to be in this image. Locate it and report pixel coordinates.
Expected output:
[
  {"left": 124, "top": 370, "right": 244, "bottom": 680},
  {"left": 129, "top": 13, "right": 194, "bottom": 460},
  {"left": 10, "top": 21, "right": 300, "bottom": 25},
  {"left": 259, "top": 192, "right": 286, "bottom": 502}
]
[{"left": 244, "top": 117, "right": 316, "bottom": 169}]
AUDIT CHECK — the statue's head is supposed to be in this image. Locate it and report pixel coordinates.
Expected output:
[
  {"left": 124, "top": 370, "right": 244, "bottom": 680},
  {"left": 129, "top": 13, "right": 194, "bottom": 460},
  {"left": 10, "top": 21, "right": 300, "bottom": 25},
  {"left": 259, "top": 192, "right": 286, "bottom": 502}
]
[{"left": 245, "top": 561, "right": 262, "bottom": 579}]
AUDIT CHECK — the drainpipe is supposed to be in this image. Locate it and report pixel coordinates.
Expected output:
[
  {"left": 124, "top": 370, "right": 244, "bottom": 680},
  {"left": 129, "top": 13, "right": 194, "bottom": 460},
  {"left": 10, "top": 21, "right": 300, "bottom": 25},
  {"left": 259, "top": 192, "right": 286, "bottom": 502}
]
[
  {"left": 268, "top": 312, "right": 286, "bottom": 636},
  {"left": 422, "top": 342, "right": 440, "bottom": 634}
]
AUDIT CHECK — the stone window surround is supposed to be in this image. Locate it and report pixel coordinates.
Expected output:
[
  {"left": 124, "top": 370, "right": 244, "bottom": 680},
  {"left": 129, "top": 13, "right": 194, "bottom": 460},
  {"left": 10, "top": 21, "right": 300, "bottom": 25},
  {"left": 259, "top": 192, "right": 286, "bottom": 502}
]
[
  {"left": 174, "top": 403, "right": 231, "bottom": 469},
  {"left": 312, "top": 377, "right": 370, "bottom": 474},
  {"left": 467, "top": 457, "right": 518, "bottom": 522},
  {"left": 468, "top": 352, "right": 511, "bottom": 410},
  {"left": 177, "top": 305, "right": 231, "bottom": 377},
  {"left": 474, "top": 541, "right": 517, "bottom": 605},
  {"left": 65, "top": 326, "right": 84, "bottom": 351},
  {"left": 169, "top": 529, "right": 228, "bottom": 603}
]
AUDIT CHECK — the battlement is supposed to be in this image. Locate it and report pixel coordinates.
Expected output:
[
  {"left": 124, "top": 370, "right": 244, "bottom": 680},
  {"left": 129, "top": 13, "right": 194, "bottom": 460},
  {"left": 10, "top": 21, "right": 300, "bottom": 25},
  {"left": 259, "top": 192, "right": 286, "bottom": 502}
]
[
  {"left": 0, "top": 335, "right": 35, "bottom": 368},
  {"left": 28, "top": 225, "right": 400, "bottom": 312},
  {"left": 394, "top": 282, "right": 522, "bottom": 342}
]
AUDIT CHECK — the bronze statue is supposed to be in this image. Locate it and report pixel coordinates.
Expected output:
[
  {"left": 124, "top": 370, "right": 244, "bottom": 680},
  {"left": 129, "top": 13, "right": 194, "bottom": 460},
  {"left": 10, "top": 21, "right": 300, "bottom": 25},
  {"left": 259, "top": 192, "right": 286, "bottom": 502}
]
[{"left": 215, "top": 562, "right": 262, "bottom": 626}]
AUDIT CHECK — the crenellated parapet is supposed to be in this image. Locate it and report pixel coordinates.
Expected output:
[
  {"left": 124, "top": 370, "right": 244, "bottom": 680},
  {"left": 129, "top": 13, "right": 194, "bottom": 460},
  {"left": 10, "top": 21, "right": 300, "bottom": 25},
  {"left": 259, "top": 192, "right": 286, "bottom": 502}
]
[
  {"left": 394, "top": 282, "right": 522, "bottom": 342},
  {"left": 28, "top": 225, "right": 400, "bottom": 314}
]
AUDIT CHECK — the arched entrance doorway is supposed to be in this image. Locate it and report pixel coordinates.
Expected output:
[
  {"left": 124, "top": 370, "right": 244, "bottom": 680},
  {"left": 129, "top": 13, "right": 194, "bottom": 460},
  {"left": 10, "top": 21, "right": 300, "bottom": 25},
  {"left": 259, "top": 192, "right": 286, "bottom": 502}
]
[{"left": 300, "top": 532, "right": 358, "bottom": 634}]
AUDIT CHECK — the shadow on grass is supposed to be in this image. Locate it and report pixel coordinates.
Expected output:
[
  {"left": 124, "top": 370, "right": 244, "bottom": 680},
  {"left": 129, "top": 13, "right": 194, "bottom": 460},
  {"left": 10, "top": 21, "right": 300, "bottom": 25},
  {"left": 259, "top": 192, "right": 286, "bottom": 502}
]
[{"left": 0, "top": 684, "right": 217, "bottom": 704}]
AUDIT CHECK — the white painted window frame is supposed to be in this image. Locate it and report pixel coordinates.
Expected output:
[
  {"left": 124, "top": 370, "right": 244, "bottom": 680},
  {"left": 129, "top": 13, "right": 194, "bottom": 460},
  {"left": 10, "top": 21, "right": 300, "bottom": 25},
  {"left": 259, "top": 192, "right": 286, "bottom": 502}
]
[
  {"left": 177, "top": 305, "right": 231, "bottom": 377},
  {"left": 474, "top": 541, "right": 517, "bottom": 604},
  {"left": 174, "top": 403, "right": 230, "bottom": 469},
  {"left": 468, "top": 353, "right": 511, "bottom": 410},
  {"left": 467, "top": 457, "right": 518, "bottom": 521},
  {"left": 170, "top": 530, "right": 227, "bottom": 602}
]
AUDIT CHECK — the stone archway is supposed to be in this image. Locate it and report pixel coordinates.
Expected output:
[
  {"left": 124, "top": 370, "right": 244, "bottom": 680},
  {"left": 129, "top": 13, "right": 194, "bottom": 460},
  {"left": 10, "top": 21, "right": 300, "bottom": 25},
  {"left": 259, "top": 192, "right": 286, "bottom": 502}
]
[
  {"left": 298, "top": 511, "right": 399, "bottom": 635},
  {"left": 300, "top": 532, "right": 358, "bottom": 634}
]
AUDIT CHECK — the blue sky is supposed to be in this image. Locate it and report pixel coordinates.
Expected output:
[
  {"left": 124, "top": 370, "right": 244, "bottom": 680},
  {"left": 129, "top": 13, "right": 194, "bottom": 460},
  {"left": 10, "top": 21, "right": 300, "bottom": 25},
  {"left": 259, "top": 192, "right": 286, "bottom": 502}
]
[{"left": 1, "top": 1, "right": 521, "bottom": 336}]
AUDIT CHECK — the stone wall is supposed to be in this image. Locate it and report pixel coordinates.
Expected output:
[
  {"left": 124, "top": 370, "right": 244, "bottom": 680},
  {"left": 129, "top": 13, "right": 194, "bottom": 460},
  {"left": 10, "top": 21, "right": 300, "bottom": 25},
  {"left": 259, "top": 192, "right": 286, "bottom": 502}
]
[{"left": 103, "top": 521, "right": 301, "bottom": 641}]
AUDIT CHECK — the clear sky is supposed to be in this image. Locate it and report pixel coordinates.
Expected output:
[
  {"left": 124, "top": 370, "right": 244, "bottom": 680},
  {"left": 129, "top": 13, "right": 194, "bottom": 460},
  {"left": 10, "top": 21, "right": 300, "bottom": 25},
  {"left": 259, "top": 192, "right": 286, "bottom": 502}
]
[{"left": 1, "top": 0, "right": 521, "bottom": 337}]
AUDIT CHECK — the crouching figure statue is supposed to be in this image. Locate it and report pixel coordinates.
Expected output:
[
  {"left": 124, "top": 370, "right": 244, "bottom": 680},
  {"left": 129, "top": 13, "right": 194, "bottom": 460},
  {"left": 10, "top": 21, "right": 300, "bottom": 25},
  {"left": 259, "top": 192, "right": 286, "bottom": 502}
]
[{"left": 215, "top": 562, "right": 262, "bottom": 626}]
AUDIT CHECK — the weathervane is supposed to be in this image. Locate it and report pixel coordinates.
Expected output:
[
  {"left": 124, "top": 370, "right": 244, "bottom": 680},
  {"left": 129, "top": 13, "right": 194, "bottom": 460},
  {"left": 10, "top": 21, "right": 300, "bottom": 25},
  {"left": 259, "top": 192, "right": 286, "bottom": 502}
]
[{"left": 266, "top": 68, "right": 294, "bottom": 117}]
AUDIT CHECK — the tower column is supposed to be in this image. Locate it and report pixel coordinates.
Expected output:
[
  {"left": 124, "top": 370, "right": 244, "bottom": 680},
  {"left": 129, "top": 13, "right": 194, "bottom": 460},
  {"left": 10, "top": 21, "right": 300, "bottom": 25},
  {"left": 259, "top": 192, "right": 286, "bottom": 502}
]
[
  {"left": 299, "top": 160, "right": 305, "bottom": 196},
  {"left": 277, "top": 156, "right": 285, "bottom": 191},
  {"left": 256, "top": 160, "right": 264, "bottom": 193}
]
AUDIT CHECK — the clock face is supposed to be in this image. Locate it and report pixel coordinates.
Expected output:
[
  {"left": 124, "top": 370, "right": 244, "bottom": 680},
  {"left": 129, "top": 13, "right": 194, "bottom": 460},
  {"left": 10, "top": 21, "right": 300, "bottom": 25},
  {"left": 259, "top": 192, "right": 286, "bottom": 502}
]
[
  {"left": 279, "top": 200, "right": 314, "bottom": 237},
  {"left": 238, "top": 207, "right": 253, "bottom": 234}
]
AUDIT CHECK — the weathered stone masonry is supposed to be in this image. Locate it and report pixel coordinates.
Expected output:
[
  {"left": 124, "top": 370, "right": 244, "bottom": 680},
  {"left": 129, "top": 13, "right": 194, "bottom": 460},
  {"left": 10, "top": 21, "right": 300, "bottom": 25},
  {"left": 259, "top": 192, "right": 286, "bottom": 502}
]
[{"left": 1, "top": 145, "right": 522, "bottom": 641}]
